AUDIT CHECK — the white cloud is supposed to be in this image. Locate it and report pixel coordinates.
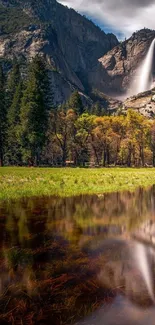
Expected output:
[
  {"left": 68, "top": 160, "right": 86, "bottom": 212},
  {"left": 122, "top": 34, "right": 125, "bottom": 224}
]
[{"left": 58, "top": 0, "right": 155, "bottom": 38}]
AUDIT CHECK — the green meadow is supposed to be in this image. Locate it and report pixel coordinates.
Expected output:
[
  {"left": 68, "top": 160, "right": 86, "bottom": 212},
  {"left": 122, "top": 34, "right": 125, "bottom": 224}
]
[{"left": 1, "top": 167, "right": 155, "bottom": 201}]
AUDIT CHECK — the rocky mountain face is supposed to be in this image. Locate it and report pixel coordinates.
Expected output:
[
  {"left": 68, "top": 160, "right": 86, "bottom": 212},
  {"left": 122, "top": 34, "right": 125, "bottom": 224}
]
[
  {"left": 1, "top": 1, "right": 155, "bottom": 114},
  {"left": 0, "top": 0, "right": 118, "bottom": 105},
  {"left": 123, "top": 89, "right": 155, "bottom": 118},
  {"left": 96, "top": 29, "right": 155, "bottom": 96}
]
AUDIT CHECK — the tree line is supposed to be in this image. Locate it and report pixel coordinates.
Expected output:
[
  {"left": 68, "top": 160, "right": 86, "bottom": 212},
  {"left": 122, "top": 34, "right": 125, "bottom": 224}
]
[{"left": 1, "top": 56, "right": 155, "bottom": 167}]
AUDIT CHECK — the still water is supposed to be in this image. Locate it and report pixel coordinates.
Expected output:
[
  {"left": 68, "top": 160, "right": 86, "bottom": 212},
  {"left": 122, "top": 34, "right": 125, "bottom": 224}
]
[{"left": 1, "top": 187, "right": 155, "bottom": 324}]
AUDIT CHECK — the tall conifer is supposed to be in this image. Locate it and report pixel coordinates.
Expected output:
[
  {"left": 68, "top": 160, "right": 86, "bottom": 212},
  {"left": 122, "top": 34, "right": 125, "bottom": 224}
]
[
  {"left": 0, "top": 64, "right": 6, "bottom": 166},
  {"left": 20, "top": 56, "right": 50, "bottom": 165},
  {"left": 67, "top": 91, "right": 84, "bottom": 115},
  {"left": 7, "top": 61, "right": 21, "bottom": 107},
  {"left": 7, "top": 81, "right": 23, "bottom": 164}
]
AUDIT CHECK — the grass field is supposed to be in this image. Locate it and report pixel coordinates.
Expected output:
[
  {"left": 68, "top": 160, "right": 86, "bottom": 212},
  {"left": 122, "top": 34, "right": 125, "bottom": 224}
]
[{"left": 1, "top": 167, "right": 155, "bottom": 201}]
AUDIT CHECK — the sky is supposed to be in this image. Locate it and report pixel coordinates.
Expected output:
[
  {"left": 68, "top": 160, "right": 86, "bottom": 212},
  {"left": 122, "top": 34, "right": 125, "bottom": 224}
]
[{"left": 58, "top": 0, "right": 155, "bottom": 40}]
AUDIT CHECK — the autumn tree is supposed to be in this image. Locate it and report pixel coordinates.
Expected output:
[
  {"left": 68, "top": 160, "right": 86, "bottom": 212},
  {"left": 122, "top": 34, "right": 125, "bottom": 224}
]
[
  {"left": 93, "top": 117, "right": 114, "bottom": 166},
  {"left": 125, "top": 110, "right": 150, "bottom": 166},
  {"left": 53, "top": 108, "right": 77, "bottom": 166},
  {"left": 150, "top": 120, "right": 155, "bottom": 166}
]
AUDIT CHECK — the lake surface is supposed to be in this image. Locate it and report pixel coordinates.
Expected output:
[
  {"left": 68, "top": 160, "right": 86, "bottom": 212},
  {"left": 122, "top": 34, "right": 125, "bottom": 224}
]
[{"left": 1, "top": 187, "right": 155, "bottom": 324}]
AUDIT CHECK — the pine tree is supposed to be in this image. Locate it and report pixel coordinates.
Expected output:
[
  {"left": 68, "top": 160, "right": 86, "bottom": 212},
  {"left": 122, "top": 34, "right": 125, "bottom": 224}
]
[
  {"left": 91, "top": 102, "right": 106, "bottom": 116},
  {"left": 6, "top": 60, "right": 23, "bottom": 165},
  {"left": 20, "top": 56, "right": 50, "bottom": 166},
  {"left": 0, "top": 64, "right": 6, "bottom": 166},
  {"left": 6, "top": 81, "right": 23, "bottom": 165},
  {"left": 67, "top": 91, "right": 84, "bottom": 115},
  {"left": 7, "top": 60, "right": 21, "bottom": 107}
]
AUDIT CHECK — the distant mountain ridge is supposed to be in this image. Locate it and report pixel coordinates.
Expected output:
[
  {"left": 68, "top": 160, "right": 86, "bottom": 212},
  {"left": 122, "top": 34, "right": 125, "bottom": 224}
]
[{"left": 0, "top": 0, "right": 118, "bottom": 105}]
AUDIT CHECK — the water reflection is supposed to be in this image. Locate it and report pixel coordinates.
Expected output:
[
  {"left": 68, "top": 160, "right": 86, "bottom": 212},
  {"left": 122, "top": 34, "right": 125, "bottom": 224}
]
[
  {"left": 84, "top": 238, "right": 155, "bottom": 305},
  {"left": 0, "top": 187, "right": 155, "bottom": 323}
]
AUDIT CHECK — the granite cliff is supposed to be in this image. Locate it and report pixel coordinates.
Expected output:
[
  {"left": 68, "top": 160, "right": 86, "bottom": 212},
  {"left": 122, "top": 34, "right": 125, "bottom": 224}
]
[
  {"left": 1, "top": 1, "right": 155, "bottom": 114},
  {"left": 0, "top": 0, "right": 118, "bottom": 105},
  {"left": 123, "top": 90, "right": 155, "bottom": 118}
]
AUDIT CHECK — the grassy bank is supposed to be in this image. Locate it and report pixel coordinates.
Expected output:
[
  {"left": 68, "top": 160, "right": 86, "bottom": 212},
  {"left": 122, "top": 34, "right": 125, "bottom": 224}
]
[{"left": 1, "top": 167, "right": 155, "bottom": 201}]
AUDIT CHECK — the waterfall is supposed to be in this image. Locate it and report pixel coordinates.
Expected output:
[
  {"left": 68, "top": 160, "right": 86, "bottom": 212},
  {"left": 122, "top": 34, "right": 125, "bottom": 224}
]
[{"left": 129, "top": 39, "right": 155, "bottom": 96}]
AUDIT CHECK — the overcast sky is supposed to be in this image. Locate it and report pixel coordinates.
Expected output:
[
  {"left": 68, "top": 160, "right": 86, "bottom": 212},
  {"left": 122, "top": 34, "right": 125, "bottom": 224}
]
[{"left": 58, "top": 0, "right": 155, "bottom": 39}]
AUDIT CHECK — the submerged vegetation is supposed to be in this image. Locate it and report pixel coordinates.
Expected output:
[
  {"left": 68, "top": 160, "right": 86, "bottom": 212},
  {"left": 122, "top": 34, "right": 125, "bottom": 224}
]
[{"left": 1, "top": 167, "right": 155, "bottom": 201}]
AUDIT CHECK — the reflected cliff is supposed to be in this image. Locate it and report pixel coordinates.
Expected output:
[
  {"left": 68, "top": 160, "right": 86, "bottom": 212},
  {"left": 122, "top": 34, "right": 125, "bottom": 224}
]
[
  {"left": 0, "top": 186, "right": 155, "bottom": 323},
  {"left": 83, "top": 238, "right": 155, "bottom": 306}
]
